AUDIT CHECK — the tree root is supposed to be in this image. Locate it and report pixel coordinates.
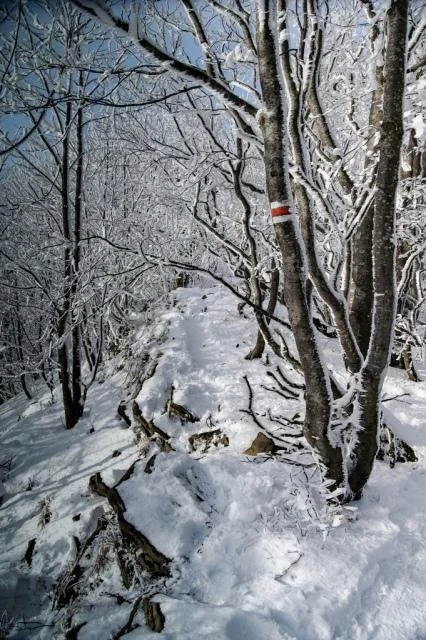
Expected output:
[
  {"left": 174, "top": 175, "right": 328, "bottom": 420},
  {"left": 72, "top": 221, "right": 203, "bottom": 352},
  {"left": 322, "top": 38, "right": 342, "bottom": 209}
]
[
  {"left": 112, "top": 595, "right": 143, "bottom": 639},
  {"left": 240, "top": 375, "right": 265, "bottom": 431},
  {"left": 132, "top": 401, "right": 174, "bottom": 452},
  {"left": 143, "top": 597, "right": 165, "bottom": 632},
  {"left": 65, "top": 621, "right": 87, "bottom": 640},
  {"left": 53, "top": 517, "right": 108, "bottom": 609},
  {"left": 114, "top": 459, "right": 141, "bottom": 488},
  {"left": 89, "top": 472, "right": 171, "bottom": 577},
  {"left": 111, "top": 595, "right": 165, "bottom": 638}
]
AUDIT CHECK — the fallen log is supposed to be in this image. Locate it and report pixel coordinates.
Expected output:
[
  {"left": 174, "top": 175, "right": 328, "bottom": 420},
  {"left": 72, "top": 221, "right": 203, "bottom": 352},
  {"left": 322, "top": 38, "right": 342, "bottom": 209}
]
[{"left": 89, "top": 472, "right": 171, "bottom": 577}]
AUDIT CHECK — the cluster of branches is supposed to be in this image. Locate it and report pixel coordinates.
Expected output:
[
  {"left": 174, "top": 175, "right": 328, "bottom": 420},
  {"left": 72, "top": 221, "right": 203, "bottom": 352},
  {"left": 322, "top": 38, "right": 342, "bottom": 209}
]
[
  {"left": 0, "top": 1, "right": 279, "bottom": 419},
  {"left": 0, "top": 0, "right": 425, "bottom": 499}
]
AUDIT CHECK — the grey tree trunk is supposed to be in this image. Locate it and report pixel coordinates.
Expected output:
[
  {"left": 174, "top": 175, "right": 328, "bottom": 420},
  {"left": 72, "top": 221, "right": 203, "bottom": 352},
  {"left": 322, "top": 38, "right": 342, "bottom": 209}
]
[
  {"left": 246, "top": 264, "right": 279, "bottom": 360},
  {"left": 256, "top": 0, "right": 343, "bottom": 490},
  {"left": 58, "top": 95, "right": 79, "bottom": 430},
  {"left": 347, "top": 0, "right": 408, "bottom": 497},
  {"left": 70, "top": 83, "right": 84, "bottom": 421},
  {"left": 349, "top": 64, "right": 384, "bottom": 356},
  {"left": 58, "top": 81, "right": 85, "bottom": 430}
]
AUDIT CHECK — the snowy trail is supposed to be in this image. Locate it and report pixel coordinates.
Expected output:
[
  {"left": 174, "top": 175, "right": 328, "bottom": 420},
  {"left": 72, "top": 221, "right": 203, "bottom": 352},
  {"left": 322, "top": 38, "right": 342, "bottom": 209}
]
[
  {"left": 132, "top": 289, "right": 426, "bottom": 639},
  {"left": 1, "top": 287, "right": 426, "bottom": 639}
]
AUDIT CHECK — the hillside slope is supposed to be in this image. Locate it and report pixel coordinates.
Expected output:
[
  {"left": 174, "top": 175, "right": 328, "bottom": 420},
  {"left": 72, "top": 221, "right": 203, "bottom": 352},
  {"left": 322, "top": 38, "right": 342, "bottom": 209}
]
[{"left": 1, "top": 287, "right": 426, "bottom": 639}]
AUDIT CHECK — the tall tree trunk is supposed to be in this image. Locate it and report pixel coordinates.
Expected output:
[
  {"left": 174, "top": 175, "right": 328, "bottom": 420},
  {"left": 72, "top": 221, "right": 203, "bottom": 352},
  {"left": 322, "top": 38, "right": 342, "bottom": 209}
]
[
  {"left": 12, "top": 285, "right": 32, "bottom": 400},
  {"left": 58, "top": 73, "right": 86, "bottom": 429},
  {"left": 348, "top": 4, "right": 384, "bottom": 357},
  {"left": 348, "top": 84, "right": 383, "bottom": 356},
  {"left": 16, "top": 318, "right": 32, "bottom": 400},
  {"left": 246, "top": 264, "right": 279, "bottom": 360},
  {"left": 58, "top": 93, "right": 78, "bottom": 429},
  {"left": 71, "top": 84, "right": 84, "bottom": 420},
  {"left": 256, "top": 0, "right": 343, "bottom": 490},
  {"left": 279, "top": 3, "right": 362, "bottom": 374},
  {"left": 391, "top": 131, "right": 424, "bottom": 381},
  {"left": 347, "top": 0, "right": 408, "bottom": 497}
]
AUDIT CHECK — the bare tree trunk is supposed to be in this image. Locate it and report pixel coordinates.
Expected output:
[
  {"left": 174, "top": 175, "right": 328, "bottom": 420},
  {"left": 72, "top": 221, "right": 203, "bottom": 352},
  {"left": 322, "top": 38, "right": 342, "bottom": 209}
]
[
  {"left": 58, "top": 94, "right": 79, "bottom": 429},
  {"left": 16, "top": 318, "right": 32, "bottom": 400},
  {"left": 279, "top": 4, "right": 361, "bottom": 374},
  {"left": 391, "top": 132, "right": 424, "bottom": 381},
  {"left": 348, "top": 212, "right": 374, "bottom": 356},
  {"left": 12, "top": 286, "right": 33, "bottom": 400},
  {"left": 256, "top": 0, "right": 343, "bottom": 490},
  {"left": 348, "top": 4, "right": 384, "bottom": 357},
  {"left": 70, "top": 84, "right": 84, "bottom": 420},
  {"left": 58, "top": 72, "right": 86, "bottom": 429},
  {"left": 347, "top": 0, "right": 408, "bottom": 497},
  {"left": 348, "top": 85, "right": 383, "bottom": 356},
  {"left": 246, "top": 264, "right": 279, "bottom": 360}
]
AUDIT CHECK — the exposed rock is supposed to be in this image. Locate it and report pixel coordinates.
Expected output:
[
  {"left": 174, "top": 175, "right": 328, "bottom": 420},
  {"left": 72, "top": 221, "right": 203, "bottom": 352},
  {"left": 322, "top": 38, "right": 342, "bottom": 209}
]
[
  {"left": 144, "top": 454, "right": 157, "bottom": 474},
  {"left": 143, "top": 598, "right": 165, "bottom": 632},
  {"left": 131, "top": 356, "right": 159, "bottom": 401},
  {"left": 189, "top": 429, "right": 229, "bottom": 454},
  {"left": 243, "top": 432, "right": 277, "bottom": 456},
  {"left": 166, "top": 400, "right": 199, "bottom": 423},
  {"left": 65, "top": 621, "right": 87, "bottom": 640},
  {"left": 173, "top": 272, "right": 189, "bottom": 289},
  {"left": 117, "top": 401, "right": 131, "bottom": 426},
  {"left": 114, "top": 459, "right": 140, "bottom": 487},
  {"left": 376, "top": 424, "right": 417, "bottom": 467},
  {"left": 115, "top": 545, "right": 133, "bottom": 590},
  {"left": 89, "top": 472, "right": 171, "bottom": 577}
]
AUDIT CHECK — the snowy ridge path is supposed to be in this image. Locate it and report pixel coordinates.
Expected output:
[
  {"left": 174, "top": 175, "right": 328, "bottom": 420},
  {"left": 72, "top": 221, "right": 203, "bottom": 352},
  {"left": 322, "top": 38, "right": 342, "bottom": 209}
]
[
  {"left": 136, "top": 288, "right": 266, "bottom": 446},
  {"left": 129, "top": 288, "right": 426, "bottom": 639},
  {"left": 1, "top": 286, "right": 426, "bottom": 639}
]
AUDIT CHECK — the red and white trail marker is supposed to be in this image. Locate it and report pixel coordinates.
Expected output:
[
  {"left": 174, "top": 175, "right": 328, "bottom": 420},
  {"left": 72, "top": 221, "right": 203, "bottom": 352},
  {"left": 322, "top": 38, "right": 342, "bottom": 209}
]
[{"left": 270, "top": 201, "right": 293, "bottom": 224}]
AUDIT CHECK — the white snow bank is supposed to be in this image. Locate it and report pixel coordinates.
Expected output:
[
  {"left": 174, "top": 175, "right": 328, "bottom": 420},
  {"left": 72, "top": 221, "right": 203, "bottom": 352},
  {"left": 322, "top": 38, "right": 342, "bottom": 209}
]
[{"left": 1, "top": 286, "right": 426, "bottom": 639}]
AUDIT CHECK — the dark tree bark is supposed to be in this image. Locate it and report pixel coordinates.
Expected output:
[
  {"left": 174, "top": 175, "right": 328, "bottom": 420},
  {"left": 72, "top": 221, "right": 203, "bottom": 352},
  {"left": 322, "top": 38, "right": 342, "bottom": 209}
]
[
  {"left": 347, "top": 0, "right": 408, "bottom": 497},
  {"left": 15, "top": 311, "right": 32, "bottom": 400},
  {"left": 256, "top": 0, "right": 343, "bottom": 490},
  {"left": 349, "top": 31, "right": 384, "bottom": 357},
  {"left": 70, "top": 83, "right": 84, "bottom": 419},
  {"left": 58, "top": 94, "right": 79, "bottom": 429},
  {"left": 57, "top": 75, "right": 86, "bottom": 429},
  {"left": 246, "top": 263, "right": 279, "bottom": 360},
  {"left": 278, "top": 3, "right": 362, "bottom": 375}
]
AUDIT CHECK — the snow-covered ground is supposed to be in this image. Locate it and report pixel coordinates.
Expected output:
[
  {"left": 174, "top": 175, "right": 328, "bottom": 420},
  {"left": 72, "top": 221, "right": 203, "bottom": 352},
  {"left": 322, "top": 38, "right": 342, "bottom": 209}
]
[{"left": 1, "top": 287, "right": 426, "bottom": 639}]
